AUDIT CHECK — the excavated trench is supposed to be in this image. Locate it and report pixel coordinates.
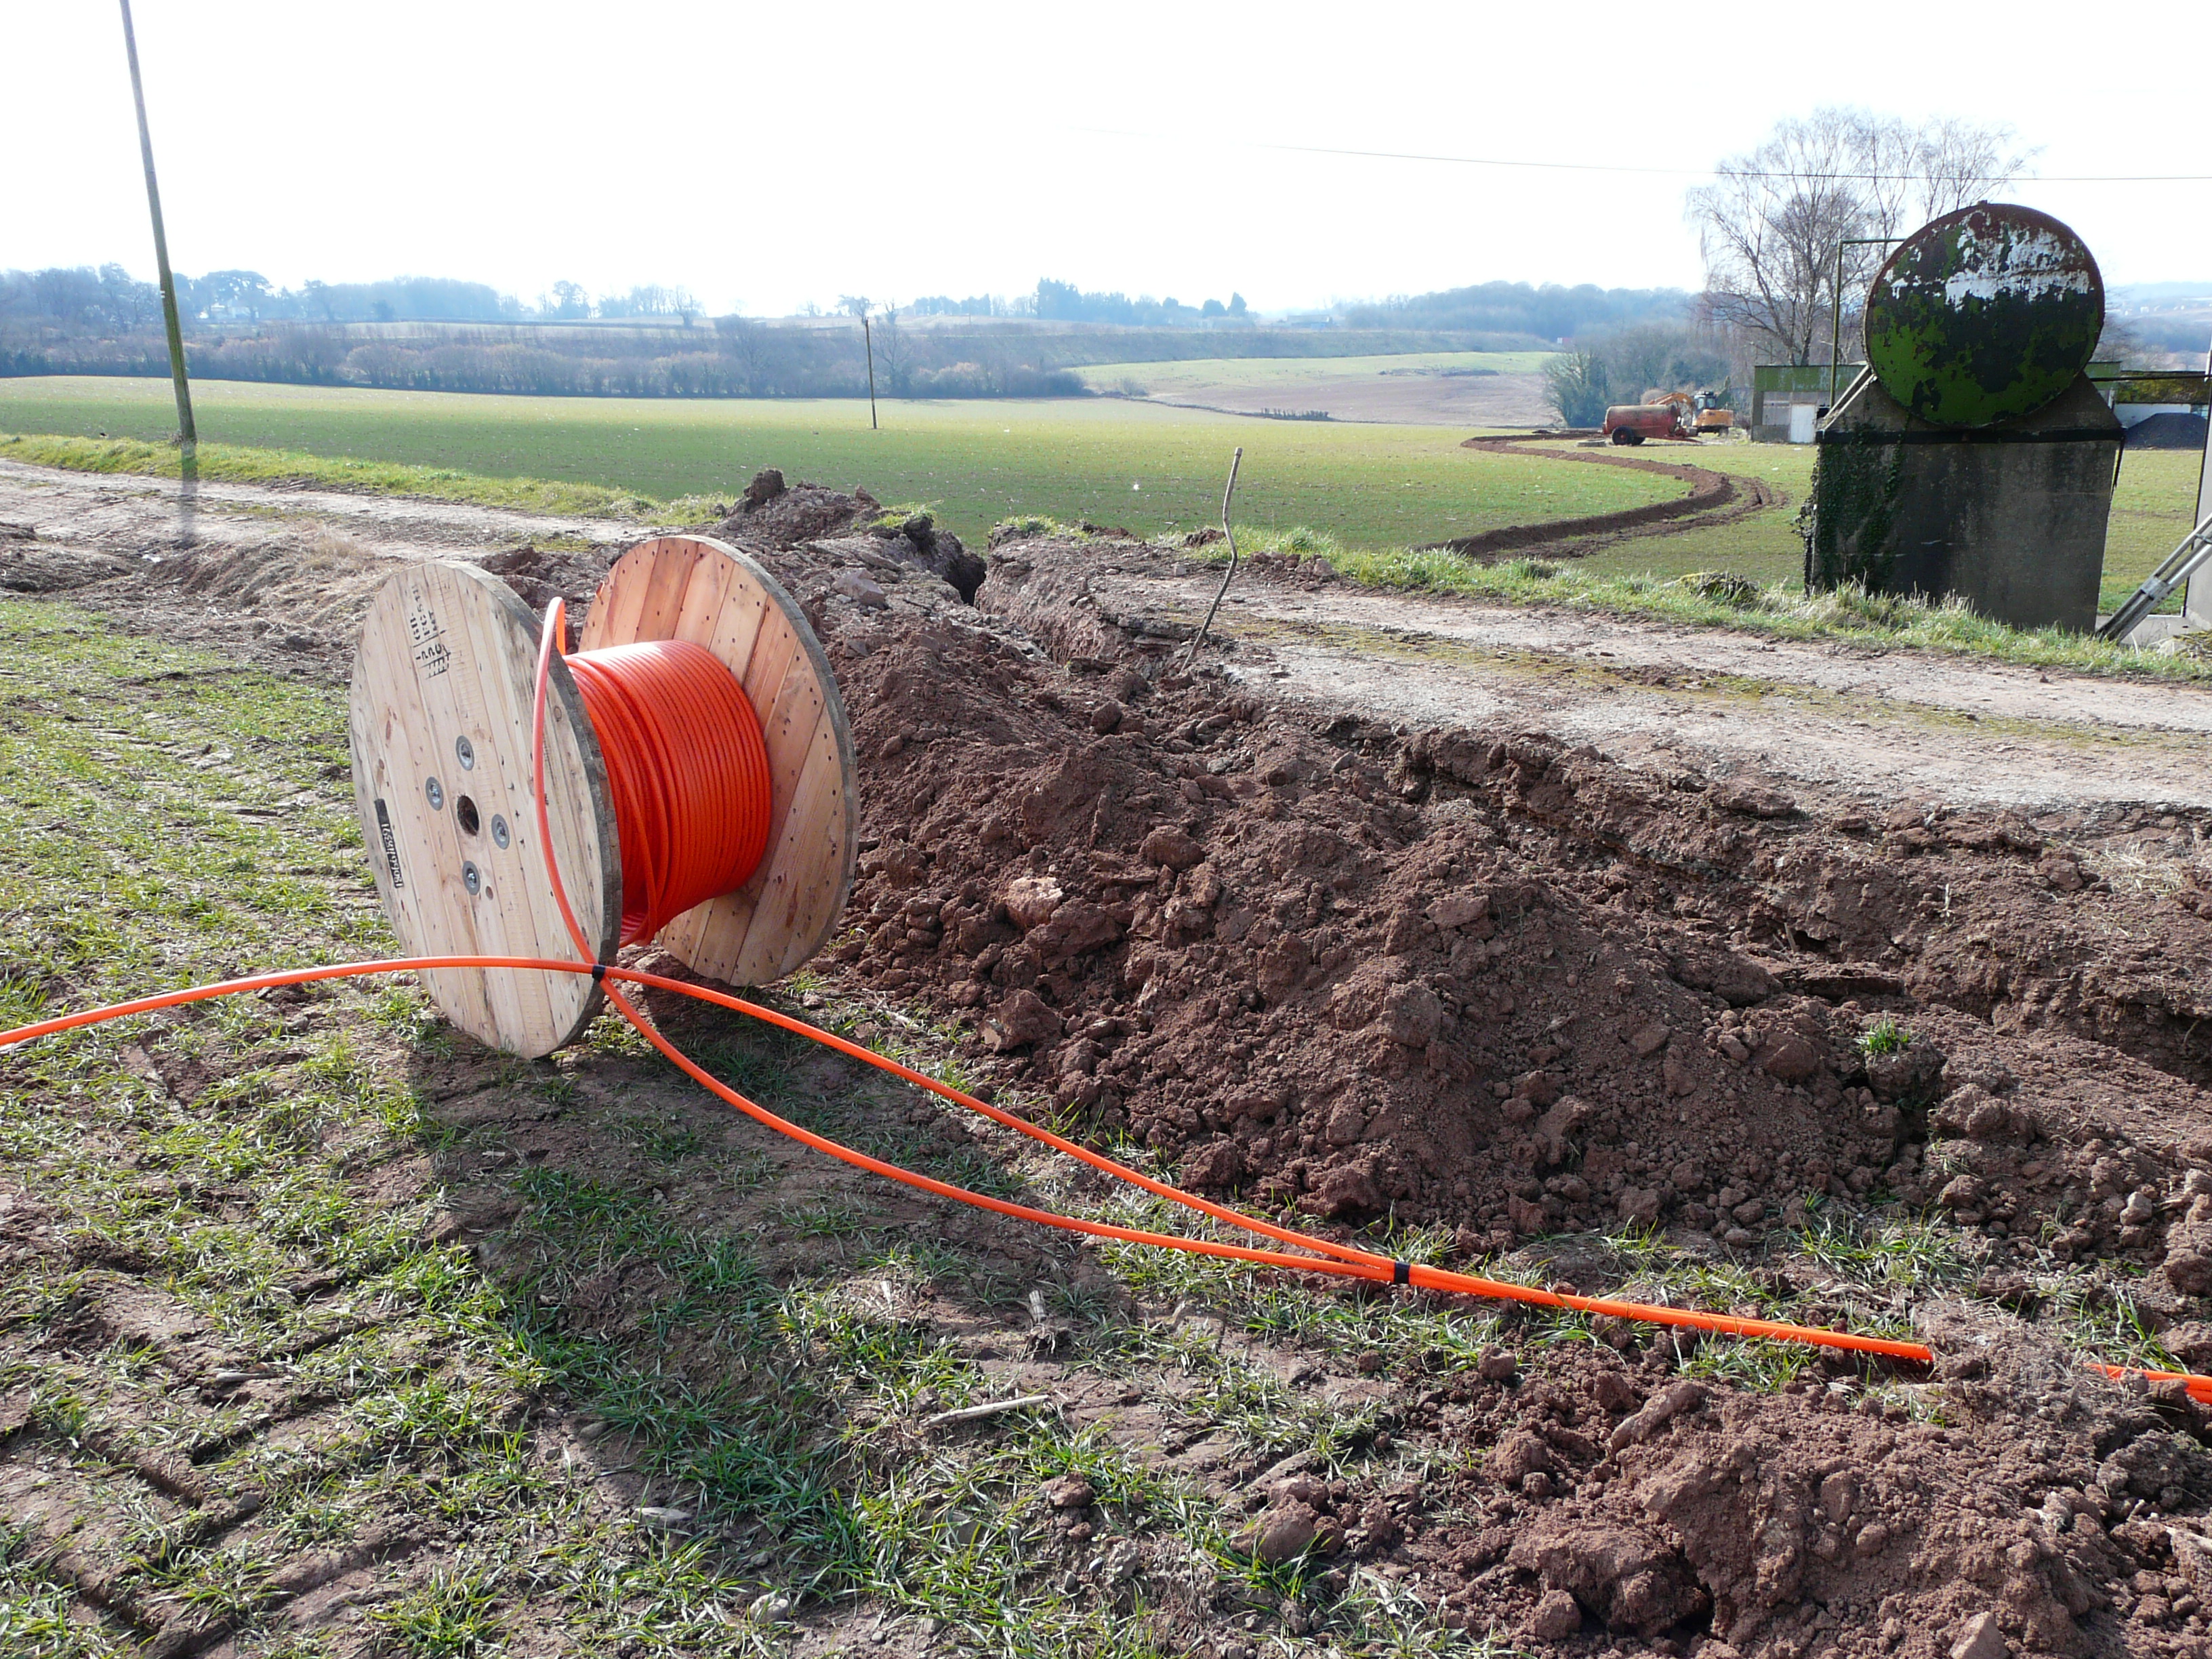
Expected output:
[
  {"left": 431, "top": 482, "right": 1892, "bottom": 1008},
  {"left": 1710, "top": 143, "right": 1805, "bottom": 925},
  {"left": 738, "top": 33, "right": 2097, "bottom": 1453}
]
[{"left": 1433, "top": 434, "right": 1782, "bottom": 560}]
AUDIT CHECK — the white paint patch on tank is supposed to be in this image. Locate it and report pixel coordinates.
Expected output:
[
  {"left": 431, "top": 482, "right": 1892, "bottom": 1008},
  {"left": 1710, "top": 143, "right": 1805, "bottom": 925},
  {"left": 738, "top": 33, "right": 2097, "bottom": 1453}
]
[{"left": 1940, "top": 228, "right": 2095, "bottom": 306}]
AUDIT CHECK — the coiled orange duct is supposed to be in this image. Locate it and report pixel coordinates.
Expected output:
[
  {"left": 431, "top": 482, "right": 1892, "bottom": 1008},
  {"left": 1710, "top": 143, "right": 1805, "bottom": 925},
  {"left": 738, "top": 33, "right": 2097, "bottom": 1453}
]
[{"left": 564, "top": 639, "right": 771, "bottom": 944}]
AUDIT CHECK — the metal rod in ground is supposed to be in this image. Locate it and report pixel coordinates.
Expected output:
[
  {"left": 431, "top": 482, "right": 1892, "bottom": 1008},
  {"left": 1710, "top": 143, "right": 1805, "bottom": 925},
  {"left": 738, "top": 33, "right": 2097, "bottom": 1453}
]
[
  {"left": 2192, "top": 340, "right": 2212, "bottom": 628},
  {"left": 118, "top": 0, "right": 195, "bottom": 468},
  {"left": 1181, "top": 447, "right": 1244, "bottom": 670},
  {"left": 863, "top": 315, "right": 878, "bottom": 430}
]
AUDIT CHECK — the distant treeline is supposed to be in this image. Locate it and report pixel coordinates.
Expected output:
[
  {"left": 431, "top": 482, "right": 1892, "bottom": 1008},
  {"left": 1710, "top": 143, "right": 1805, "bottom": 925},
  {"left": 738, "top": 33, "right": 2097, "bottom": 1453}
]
[
  {"left": 1033, "top": 279, "right": 1250, "bottom": 327},
  {"left": 0, "top": 264, "right": 715, "bottom": 329},
  {"left": 0, "top": 321, "right": 1082, "bottom": 400},
  {"left": 4, "top": 264, "right": 1631, "bottom": 401},
  {"left": 0, "top": 264, "right": 572, "bottom": 329},
  {"left": 3, "top": 280, "right": 1543, "bottom": 401},
  {"left": 1341, "top": 281, "right": 1693, "bottom": 342},
  {"left": 907, "top": 282, "right": 1254, "bottom": 325},
  {"left": 1, "top": 266, "right": 1277, "bottom": 334}
]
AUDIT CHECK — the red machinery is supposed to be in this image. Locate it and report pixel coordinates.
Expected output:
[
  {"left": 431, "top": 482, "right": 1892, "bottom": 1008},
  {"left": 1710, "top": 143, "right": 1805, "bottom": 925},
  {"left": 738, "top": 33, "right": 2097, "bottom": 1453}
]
[{"left": 1601, "top": 401, "right": 1694, "bottom": 445}]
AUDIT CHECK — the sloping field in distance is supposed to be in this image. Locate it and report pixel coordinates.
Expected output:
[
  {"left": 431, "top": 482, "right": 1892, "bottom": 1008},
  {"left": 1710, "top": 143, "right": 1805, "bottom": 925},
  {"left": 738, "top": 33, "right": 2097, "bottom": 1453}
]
[{"left": 0, "top": 376, "right": 1672, "bottom": 551}]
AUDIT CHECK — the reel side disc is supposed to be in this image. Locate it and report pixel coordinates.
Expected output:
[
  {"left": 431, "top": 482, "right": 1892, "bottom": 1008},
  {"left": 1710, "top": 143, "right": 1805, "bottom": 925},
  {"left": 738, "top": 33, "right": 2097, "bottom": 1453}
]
[{"left": 348, "top": 561, "right": 621, "bottom": 1056}]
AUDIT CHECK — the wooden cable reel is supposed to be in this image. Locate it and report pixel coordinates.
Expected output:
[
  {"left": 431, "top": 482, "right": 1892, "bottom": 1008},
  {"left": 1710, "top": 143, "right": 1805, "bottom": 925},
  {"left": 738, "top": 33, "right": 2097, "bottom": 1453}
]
[{"left": 347, "top": 535, "right": 857, "bottom": 1057}]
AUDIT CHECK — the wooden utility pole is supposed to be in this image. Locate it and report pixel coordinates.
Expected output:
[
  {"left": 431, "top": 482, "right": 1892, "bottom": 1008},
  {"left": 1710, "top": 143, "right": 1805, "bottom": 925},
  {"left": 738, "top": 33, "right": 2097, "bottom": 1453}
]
[
  {"left": 863, "top": 315, "right": 878, "bottom": 430},
  {"left": 119, "top": 0, "right": 196, "bottom": 466}
]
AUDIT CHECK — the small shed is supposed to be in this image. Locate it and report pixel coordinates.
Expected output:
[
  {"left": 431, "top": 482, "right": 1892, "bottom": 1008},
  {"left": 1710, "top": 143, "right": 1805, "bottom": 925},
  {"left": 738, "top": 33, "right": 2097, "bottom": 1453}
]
[{"left": 1750, "top": 364, "right": 1863, "bottom": 442}]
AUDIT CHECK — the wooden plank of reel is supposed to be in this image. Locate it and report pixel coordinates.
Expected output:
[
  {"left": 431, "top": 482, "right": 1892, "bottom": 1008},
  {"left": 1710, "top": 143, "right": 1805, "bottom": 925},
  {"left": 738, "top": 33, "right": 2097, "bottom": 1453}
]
[
  {"left": 346, "top": 536, "right": 855, "bottom": 1058},
  {"left": 579, "top": 535, "right": 857, "bottom": 989},
  {"left": 348, "top": 561, "right": 622, "bottom": 1057}
]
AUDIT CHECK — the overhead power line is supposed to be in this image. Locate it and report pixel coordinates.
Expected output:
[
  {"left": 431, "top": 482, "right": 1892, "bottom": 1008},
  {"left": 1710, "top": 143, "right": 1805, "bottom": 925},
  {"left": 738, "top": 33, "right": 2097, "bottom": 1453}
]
[
  {"left": 1069, "top": 125, "right": 2212, "bottom": 184},
  {"left": 1248, "top": 137, "right": 2212, "bottom": 184}
]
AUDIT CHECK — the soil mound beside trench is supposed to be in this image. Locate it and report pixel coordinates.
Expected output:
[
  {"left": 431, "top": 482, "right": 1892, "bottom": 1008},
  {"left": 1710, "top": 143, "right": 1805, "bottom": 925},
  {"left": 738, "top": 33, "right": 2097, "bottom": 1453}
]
[
  {"left": 777, "top": 526, "right": 2212, "bottom": 1268},
  {"left": 52, "top": 480, "right": 2212, "bottom": 1329}
]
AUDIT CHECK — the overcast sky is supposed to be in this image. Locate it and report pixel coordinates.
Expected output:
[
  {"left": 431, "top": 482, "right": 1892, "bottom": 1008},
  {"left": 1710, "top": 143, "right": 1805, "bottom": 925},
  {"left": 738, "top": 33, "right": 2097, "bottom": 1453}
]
[{"left": 9, "top": 2, "right": 2209, "bottom": 316}]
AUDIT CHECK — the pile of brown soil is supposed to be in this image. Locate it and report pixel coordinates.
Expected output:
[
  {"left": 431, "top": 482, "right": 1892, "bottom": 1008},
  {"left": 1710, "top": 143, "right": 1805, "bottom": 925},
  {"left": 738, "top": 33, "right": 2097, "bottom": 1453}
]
[
  {"left": 747, "top": 527, "right": 2212, "bottom": 1290},
  {"left": 1296, "top": 1305, "right": 2212, "bottom": 1654},
  {"left": 50, "top": 482, "right": 2212, "bottom": 1292},
  {"left": 35, "top": 470, "right": 2212, "bottom": 1653},
  {"left": 712, "top": 469, "right": 985, "bottom": 600},
  {"left": 716, "top": 513, "right": 2212, "bottom": 1652}
]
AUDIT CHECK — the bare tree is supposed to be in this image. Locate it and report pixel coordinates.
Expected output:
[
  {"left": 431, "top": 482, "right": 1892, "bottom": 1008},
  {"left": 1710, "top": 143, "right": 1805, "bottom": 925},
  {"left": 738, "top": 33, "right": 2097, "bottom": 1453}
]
[
  {"left": 872, "top": 304, "right": 913, "bottom": 394},
  {"left": 1914, "top": 117, "right": 2039, "bottom": 224},
  {"left": 543, "top": 281, "right": 591, "bottom": 321},
  {"left": 1687, "top": 108, "right": 2033, "bottom": 365},
  {"left": 1542, "top": 350, "right": 1607, "bottom": 427},
  {"left": 714, "top": 314, "right": 774, "bottom": 390}
]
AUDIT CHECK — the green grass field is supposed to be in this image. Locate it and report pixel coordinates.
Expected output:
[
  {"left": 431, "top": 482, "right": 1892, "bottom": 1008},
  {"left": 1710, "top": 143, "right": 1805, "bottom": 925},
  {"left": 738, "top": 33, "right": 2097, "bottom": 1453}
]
[
  {"left": 0, "top": 376, "right": 1675, "bottom": 552},
  {"left": 1, "top": 377, "right": 2197, "bottom": 615}
]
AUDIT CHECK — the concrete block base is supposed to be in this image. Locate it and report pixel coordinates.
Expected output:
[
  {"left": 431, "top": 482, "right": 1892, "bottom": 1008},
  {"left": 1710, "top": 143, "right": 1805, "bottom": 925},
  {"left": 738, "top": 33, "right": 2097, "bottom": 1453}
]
[{"left": 1807, "top": 369, "right": 2121, "bottom": 633}]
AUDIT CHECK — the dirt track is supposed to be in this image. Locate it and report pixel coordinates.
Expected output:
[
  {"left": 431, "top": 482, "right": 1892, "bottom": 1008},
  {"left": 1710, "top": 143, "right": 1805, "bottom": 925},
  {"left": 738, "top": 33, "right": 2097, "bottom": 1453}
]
[
  {"left": 991, "top": 542, "right": 2212, "bottom": 819},
  {"left": 7, "top": 457, "right": 2206, "bottom": 819},
  {"left": 0, "top": 457, "right": 647, "bottom": 562}
]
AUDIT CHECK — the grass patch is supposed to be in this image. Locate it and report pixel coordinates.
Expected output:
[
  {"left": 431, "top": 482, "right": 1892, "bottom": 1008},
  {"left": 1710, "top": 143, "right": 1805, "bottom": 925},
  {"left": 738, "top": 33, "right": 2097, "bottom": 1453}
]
[
  {"left": 5, "top": 379, "right": 2201, "bottom": 618},
  {"left": 371, "top": 1564, "right": 508, "bottom": 1657},
  {"left": 0, "top": 432, "right": 717, "bottom": 525},
  {"left": 0, "top": 597, "right": 1487, "bottom": 1654},
  {"left": 1185, "top": 537, "right": 2212, "bottom": 682},
  {"left": 1858, "top": 1016, "right": 1911, "bottom": 1058}
]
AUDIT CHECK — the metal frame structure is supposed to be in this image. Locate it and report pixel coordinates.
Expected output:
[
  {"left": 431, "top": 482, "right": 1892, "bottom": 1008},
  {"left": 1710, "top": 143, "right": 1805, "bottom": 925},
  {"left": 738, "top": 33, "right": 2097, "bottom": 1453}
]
[
  {"left": 1828, "top": 237, "right": 1902, "bottom": 410},
  {"left": 2099, "top": 509, "right": 2212, "bottom": 642},
  {"left": 2193, "top": 342, "right": 2212, "bottom": 629}
]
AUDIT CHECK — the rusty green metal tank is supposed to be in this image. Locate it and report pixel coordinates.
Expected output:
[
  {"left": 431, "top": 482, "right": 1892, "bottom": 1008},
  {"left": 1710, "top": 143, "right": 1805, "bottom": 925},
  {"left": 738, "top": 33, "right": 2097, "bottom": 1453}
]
[{"left": 1862, "top": 203, "right": 2104, "bottom": 428}]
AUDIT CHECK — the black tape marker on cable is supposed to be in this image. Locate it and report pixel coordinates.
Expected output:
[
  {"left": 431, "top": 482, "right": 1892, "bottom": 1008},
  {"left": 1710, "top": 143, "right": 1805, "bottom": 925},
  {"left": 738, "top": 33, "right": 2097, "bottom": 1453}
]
[{"left": 1393, "top": 1259, "right": 1412, "bottom": 1285}]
